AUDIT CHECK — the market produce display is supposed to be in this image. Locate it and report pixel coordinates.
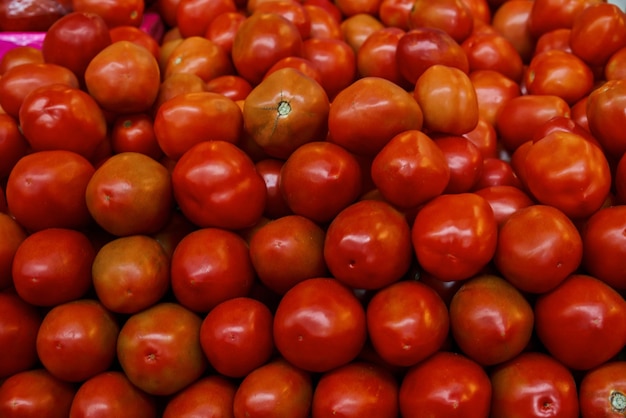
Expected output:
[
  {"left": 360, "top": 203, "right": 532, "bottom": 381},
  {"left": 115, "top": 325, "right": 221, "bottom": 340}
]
[{"left": 2, "top": 0, "right": 626, "bottom": 416}]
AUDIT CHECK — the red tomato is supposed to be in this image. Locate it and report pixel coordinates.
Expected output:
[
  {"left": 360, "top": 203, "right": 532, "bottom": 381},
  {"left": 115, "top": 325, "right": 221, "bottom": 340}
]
[
  {"left": 527, "top": 0, "right": 602, "bottom": 38},
  {"left": 273, "top": 277, "right": 367, "bottom": 372},
  {"left": 254, "top": 0, "right": 311, "bottom": 40},
  {"left": 154, "top": 91, "right": 242, "bottom": 160},
  {"left": 312, "top": 361, "right": 399, "bottom": 418},
  {"left": 0, "top": 291, "right": 41, "bottom": 379},
  {"left": 72, "top": 0, "right": 144, "bottom": 28},
  {"left": 205, "top": 11, "right": 246, "bottom": 55},
  {"left": 176, "top": 0, "right": 237, "bottom": 38},
  {"left": 249, "top": 215, "right": 327, "bottom": 294},
  {"left": 523, "top": 131, "right": 611, "bottom": 220},
  {"left": 414, "top": 64, "right": 479, "bottom": 136},
  {"left": 534, "top": 28, "right": 573, "bottom": 55},
  {"left": 243, "top": 67, "right": 329, "bottom": 159},
  {"left": 116, "top": 302, "right": 207, "bottom": 396},
  {"left": 356, "top": 27, "right": 409, "bottom": 88},
  {"left": 152, "top": 73, "right": 208, "bottom": 113},
  {"left": 469, "top": 69, "right": 521, "bottom": 127},
  {"left": 41, "top": 11, "right": 112, "bottom": 81},
  {"left": 586, "top": 79, "right": 626, "bottom": 160},
  {"left": 334, "top": 0, "right": 381, "bottom": 16},
  {"left": 491, "top": 0, "right": 535, "bottom": 63},
  {"left": 36, "top": 299, "right": 119, "bottom": 382},
  {"left": 371, "top": 130, "right": 449, "bottom": 209},
  {"left": 163, "top": 375, "right": 236, "bottom": 418},
  {"left": 171, "top": 228, "right": 255, "bottom": 313},
  {"left": 534, "top": 274, "right": 626, "bottom": 370},
  {"left": 111, "top": 113, "right": 163, "bottom": 160},
  {"left": 378, "top": 0, "right": 413, "bottom": 29},
  {"left": 205, "top": 75, "right": 253, "bottom": 101},
  {"left": 85, "top": 152, "right": 174, "bottom": 236},
  {"left": 0, "top": 0, "right": 67, "bottom": 32},
  {"left": 254, "top": 159, "right": 292, "bottom": 219},
  {"left": 0, "top": 369, "right": 75, "bottom": 418},
  {"left": 0, "top": 114, "right": 29, "bottom": 181},
  {"left": 324, "top": 200, "right": 412, "bottom": 290},
  {"left": 0, "top": 214, "right": 27, "bottom": 290},
  {"left": 449, "top": 274, "right": 534, "bottom": 366},
  {"left": 85, "top": 41, "right": 161, "bottom": 114},
  {"left": 199, "top": 297, "right": 274, "bottom": 378},
  {"left": 304, "top": 3, "right": 343, "bottom": 40},
  {"left": 399, "top": 351, "right": 491, "bottom": 418},
  {"left": 302, "top": 37, "right": 357, "bottom": 100},
  {"left": 0, "top": 46, "right": 44, "bottom": 76},
  {"left": 490, "top": 352, "right": 579, "bottom": 418},
  {"left": 473, "top": 158, "right": 522, "bottom": 190},
  {"left": 171, "top": 140, "right": 266, "bottom": 229},
  {"left": 328, "top": 76, "right": 423, "bottom": 157},
  {"left": 579, "top": 361, "right": 626, "bottom": 418},
  {"left": 233, "top": 359, "right": 312, "bottom": 418},
  {"left": 279, "top": 141, "right": 362, "bottom": 224},
  {"left": 412, "top": 193, "right": 498, "bottom": 281},
  {"left": 606, "top": 46, "right": 626, "bottom": 81},
  {"left": 434, "top": 135, "right": 483, "bottom": 193},
  {"left": 366, "top": 280, "right": 449, "bottom": 367},
  {"left": 462, "top": 116, "right": 499, "bottom": 160},
  {"left": 6, "top": 150, "right": 95, "bottom": 232},
  {"left": 163, "top": 36, "right": 234, "bottom": 84},
  {"left": 109, "top": 25, "right": 161, "bottom": 60},
  {"left": 474, "top": 185, "right": 534, "bottom": 226},
  {"left": 408, "top": 0, "right": 474, "bottom": 43},
  {"left": 69, "top": 371, "right": 157, "bottom": 417},
  {"left": 340, "top": 14, "right": 385, "bottom": 54},
  {"left": 461, "top": 32, "right": 524, "bottom": 83}
]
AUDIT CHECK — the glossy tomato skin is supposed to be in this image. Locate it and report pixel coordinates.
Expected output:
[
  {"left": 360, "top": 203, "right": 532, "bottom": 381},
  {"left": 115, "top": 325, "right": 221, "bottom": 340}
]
[
  {"left": 324, "top": 200, "right": 412, "bottom": 290},
  {"left": 0, "top": 214, "right": 27, "bottom": 290},
  {"left": 0, "top": 114, "right": 29, "bottom": 180},
  {"left": 72, "top": 0, "right": 144, "bottom": 28},
  {"left": 491, "top": 0, "right": 535, "bottom": 63},
  {"left": 109, "top": 25, "right": 161, "bottom": 60},
  {"left": 163, "top": 36, "right": 234, "bottom": 84},
  {"left": 366, "top": 280, "right": 449, "bottom": 367},
  {"left": 273, "top": 277, "right": 367, "bottom": 373},
  {"left": 474, "top": 185, "right": 534, "bottom": 226},
  {"left": 461, "top": 32, "right": 524, "bottom": 83},
  {"left": 312, "top": 361, "right": 399, "bottom": 418},
  {"left": 527, "top": 0, "right": 602, "bottom": 38},
  {"left": 302, "top": 37, "right": 357, "bottom": 100},
  {"left": 111, "top": 113, "right": 163, "bottom": 160},
  {"left": 490, "top": 352, "right": 579, "bottom": 418},
  {"left": 117, "top": 302, "right": 208, "bottom": 396},
  {"left": 469, "top": 69, "right": 521, "bottom": 127},
  {"left": 356, "top": 27, "right": 408, "bottom": 88},
  {"left": 176, "top": 0, "right": 237, "bottom": 38},
  {"left": 473, "top": 158, "right": 522, "bottom": 191},
  {"left": 579, "top": 361, "right": 626, "bottom": 418},
  {"left": 449, "top": 274, "right": 534, "bottom": 367},
  {"left": 408, "top": 0, "right": 474, "bottom": 43},
  {"left": 434, "top": 135, "right": 483, "bottom": 193},
  {"left": 205, "top": 11, "right": 247, "bottom": 55},
  {"left": 412, "top": 193, "right": 498, "bottom": 281},
  {"left": 534, "top": 274, "right": 626, "bottom": 371},
  {"left": 586, "top": 79, "right": 626, "bottom": 160},
  {"left": 399, "top": 351, "right": 491, "bottom": 418},
  {"left": 0, "top": 369, "right": 76, "bottom": 418},
  {"left": 0, "top": 46, "right": 44, "bottom": 75},
  {"left": 340, "top": 13, "right": 385, "bottom": 54},
  {"left": 162, "top": 375, "right": 236, "bottom": 418},
  {"left": 254, "top": 159, "right": 292, "bottom": 219},
  {"left": 69, "top": 371, "right": 158, "bottom": 418}
]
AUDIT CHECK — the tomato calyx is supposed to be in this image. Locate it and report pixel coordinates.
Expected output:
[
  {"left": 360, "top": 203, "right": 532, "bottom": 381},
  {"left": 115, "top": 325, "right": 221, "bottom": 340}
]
[{"left": 610, "top": 390, "right": 626, "bottom": 414}]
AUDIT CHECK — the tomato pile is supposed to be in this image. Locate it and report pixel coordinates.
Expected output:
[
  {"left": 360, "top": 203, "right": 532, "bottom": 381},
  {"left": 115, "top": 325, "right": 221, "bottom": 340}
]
[{"left": 2, "top": 0, "right": 626, "bottom": 416}]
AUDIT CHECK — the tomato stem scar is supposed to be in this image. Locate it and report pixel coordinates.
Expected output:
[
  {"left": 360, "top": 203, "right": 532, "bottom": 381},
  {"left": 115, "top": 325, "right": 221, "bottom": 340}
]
[{"left": 610, "top": 391, "right": 626, "bottom": 413}]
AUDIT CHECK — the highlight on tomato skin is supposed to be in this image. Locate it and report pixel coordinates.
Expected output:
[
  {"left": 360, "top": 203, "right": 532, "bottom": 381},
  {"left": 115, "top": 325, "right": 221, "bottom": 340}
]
[{"left": 2, "top": 1, "right": 626, "bottom": 416}]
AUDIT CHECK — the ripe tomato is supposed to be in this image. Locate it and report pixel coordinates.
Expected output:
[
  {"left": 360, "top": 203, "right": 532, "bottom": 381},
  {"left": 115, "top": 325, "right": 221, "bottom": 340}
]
[
  {"left": 366, "top": 280, "right": 449, "bottom": 367},
  {"left": 0, "top": 0, "right": 67, "bottom": 32},
  {"left": 527, "top": 0, "right": 602, "bottom": 38},
  {"left": 461, "top": 32, "right": 524, "bottom": 83},
  {"left": 0, "top": 213, "right": 27, "bottom": 290},
  {"left": 412, "top": 193, "right": 498, "bottom": 281},
  {"left": 378, "top": 0, "right": 413, "bottom": 29},
  {"left": 340, "top": 13, "right": 385, "bottom": 53},
  {"left": 491, "top": 0, "right": 535, "bottom": 63},
  {"left": 0, "top": 369, "right": 75, "bottom": 418},
  {"left": 490, "top": 352, "right": 579, "bottom": 418},
  {"left": 0, "top": 46, "right": 44, "bottom": 75},
  {"left": 356, "top": 27, "right": 408, "bottom": 88},
  {"left": 302, "top": 37, "right": 357, "bottom": 100},
  {"left": 469, "top": 69, "right": 521, "bottom": 127},
  {"left": 586, "top": 79, "right": 626, "bottom": 160},
  {"left": 304, "top": 3, "right": 343, "bottom": 40},
  {"left": 163, "top": 36, "right": 234, "bottom": 83},
  {"left": 434, "top": 135, "right": 483, "bottom": 193},
  {"left": 605, "top": 46, "right": 626, "bottom": 81},
  {"left": 254, "top": 159, "right": 292, "bottom": 219},
  {"left": 312, "top": 361, "right": 399, "bottom": 418},
  {"left": 474, "top": 158, "right": 521, "bottom": 191},
  {"left": 176, "top": 0, "right": 237, "bottom": 38},
  {"left": 243, "top": 67, "right": 329, "bottom": 159},
  {"left": 111, "top": 113, "right": 163, "bottom": 160},
  {"left": 408, "top": 0, "right": 474, "bottom": 43},
  {"left": 534, "top": 274, "right": 626, "bottom": 370},
  {"left": 254, "top": 0, "right": 311, "bottom": 40},
  {"left": 0, "top": 113, "right": 27, "bottom": 180},
  {"left": 324, "top": 200, "right": 412, "bottom": 290},
  {"left": 162, "top": 375, "right": 236, "bottom": 418},
  {"left": 109, "top": 25, "right": 161, "bottom": 60},
  {"left": 172, "top": 140, "right": 266, "bottom": 229},
  {"left": 399, "top": 351, "right": 491, "bottom": 418},
  {"left": 205, "top": 74, "right": 253, "bottom": 101},
  {"left": 449, "top": 274, "right": 534, "bottom": 366},
  {"left": 72, "top": 0, "right": 144, "bottom": 28},
  {"left": 579, "top": 361, "right": 626, "bottom": 418},
  {"left": 0, "top": 292, "right": 41, "bottom": 379},
  {"left": 273, "top": 277, "right": 367, "bottom": 372},
  {"left": 117, "top": 302, "right": 207, "bottom": 396},
  {"left": 474, "top": 185, "right": 534, "bottom": 226},
  {"left": 36, "top": 299, "right": 119, "bottom": 383}
]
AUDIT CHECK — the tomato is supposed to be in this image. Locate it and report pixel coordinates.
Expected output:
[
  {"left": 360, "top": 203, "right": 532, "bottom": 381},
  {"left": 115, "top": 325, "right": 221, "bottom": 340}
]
[
  {"left": 469, "top": 69, "right": 521, "bottom": 128},
  {"left": 36, "top": 299, "right": 119, "bottom": 383},
  {"left": 302, "top": 37, "right": 357, "bottom": 100},
  {"left": 249, "top": 215, "right": 327, "bottom": 294},
  {"left": 163, "top": 36, "right": 234, "bottom": 84},
  {"left": 522, "top": 131, "right": 611, "bottom": 220},
  {"left": 111, "top": 113, "right": 163, "bottom": 160},
  {"left": 408, "top": 0, "right": 474, "bottom": 43},
  {"left": 378, "top": 0, "right": 413, "bottom": 29},
  {"left": 116, "top": 302, "right": 207, "bottom": 396},
  {"left": 171, "top": 228, "right": 255, "bottom": 313},
  {"left": 72, "top": 0, "right": 144, "bottom": 28},
  {"left": 371, "top": 130, "right": 449, "bottom": 209},
  {"left": 0, "top": 214, "right": 27, "bottom": 290},
  {"left": 0, "top": 291, "right": 41, "bottom": 379},
  {"left": 324, "top": 200, "right": 412, "bottom": 289},
  {"left": 312, "top": 361, "right": 399, "bottom": 418},
  {"left": 279, "top": 141, "right": 362, "bottom": 224},
  {"left": 474, "top": 185, "right": 534, "bottom": 226},
  {"left": 461, "top": 32, "right": 524, "bottom": 83},
  {"left": 176, "top": 0, "right": 237, "bottom": 38},
  {"left": 18, "top": 83, "right": 107, "bottom": 159},
  {"left": 0, "top": 114, "right": 29, "bottom": 181},
  {"left": 243, "top": 67, "right": 329, "bottom": 159},
  {"left": 412, "top": 192, "right": 498, "bottom": 281},
  {"left": 254, "top": 159, "right": 292, "bottom": 219},
  {"left": 0, "top": 369, "right": 76, "bottom": 418},
  {"left": 254, "top": 0, "right": 311, "bottom": 40},
  {"left": 535, "top": 274, "right": 626, "bottom": 371},
  {"left": 434, "top": 135, "right": 483, "bottom": 194},
  {"left": 233, "top": 359, "right": 312, "bottom": 418},
  {"left": 152, "top": 73, "right": 208, "bottom": 113},
  {"left": 0, "top": 46, "right": 44, "bottom": 76},
  {"left": 273, "top": 277, "right": 367, "bottom": 372},
  {"left": 162, "top": 375, "right": 236, "bottom": 418},
  {"left": 205, "top": 12, "right": 246, "bottom": 56},
  {"left": 205, "top": 74, "right": 253, "bottom": 101},
  {"left": 356, "top": 27, "right": 408, "bottom": 88},
  {"left": 334, "top": 0, "right": 381, "bottom": 16},
  {"left": 6, "top": 150, "right": 95, "bottom": 232},
  {"left": 232, "top": 13, "right": 303, "bottom": 86},
  {"left": 304, "top": 4, "right": 342, "bottom": 40},
  {"left": 328, "top": 76, "right": 423, "bottom": 157},
  {"left": 414, "top": 64, "right": 478, "bottom": 136},
  {"left": 200, "top": 297, "right": 274, "bottom": 378},
  {"left": 172, "top": 140, "right": 266, "bottom": 229},
  {"left": 399, "top": 351, "right": 491, "bottom": 418},
  {"left": 586, "top": 79, "right": 626, "bottom": 160},
  {"left": 475, "top": 158, "right": 522, "bottom": 191},
  {"left": 0, "top": 0, "right": 67, "bottom": 32},
  {"left": 396, "top": 28, "right": 469, "bottom": 85},
  {"left": 367, "top": 279, "right": 449, "bottom": 367},
  {"left": 340, "top": 14, "right": 385, "bottom": 54},
  {"left": 154, "top": 91, "right": 242, "bottom": 160},
  {"left": 85, "top": 152, "right": 174, "bottom": 236},
  {"left": 527, "top": 0, "right": 602, "bottom": 38},
  {"left": 85, "top": 41, "right": 161, "bottom": 114},
  {"left": 579, "top": 361, "right": 626, "bottom": 418},
  {"left": 490, "top": 352, "right": 580, "bottom": 418},
  {"left": 109, "top": 25, "right": 161, "bottom": 60},
  {"left": 491, "top": 0, "right": 535, "bottom": 63},
  {"left": 69, "top": 371, "right": 158, "bottom": 418}
]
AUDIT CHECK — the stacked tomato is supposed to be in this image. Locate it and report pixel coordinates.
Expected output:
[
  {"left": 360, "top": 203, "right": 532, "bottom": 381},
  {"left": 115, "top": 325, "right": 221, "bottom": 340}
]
[{"left": 2, "top": 0, "right": 626, "bottom": 416}]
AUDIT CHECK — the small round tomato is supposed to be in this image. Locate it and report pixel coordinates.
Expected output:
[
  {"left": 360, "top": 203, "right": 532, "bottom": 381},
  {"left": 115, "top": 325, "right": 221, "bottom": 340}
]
[
  {"left": 434, "top": 135, "right": 483, "bottom": 193},
  {"left": 534, "top": 274, "right": 626, "bottom": 371},
  {"left": 461, "top": 32, "right": 524, "bottom": 83},
  {"left": 469, "top": 69, "right": 521, "bottom": 127},
  {"left": 111, "top": 113, "right": 163, "bottom": 160},
  {"left": 473, "top": 157, "right": 522, "bottom": 190},
  {"left": 586, "top": 79, "right": 626, "bottom": 160},
  {"left": 412, "top": 193, "right": 498, "bottom": 281},
  {"left": 163, "top": 36, "right": 234, "bottom": 84},
  {"left": 109, "top": 25, "right": 160, "bottom": 60},
  {"left": 408, "top": 0, "right": 474, "bottom": 43},
  {"left": 357, "top": 27, "right": 408, "bottom": 88},
  {"left": 302, "top": 37, "right": 357, "bottom": 100},
  {"left": 162, "top": 375, "right": 236, "bottom": 418},
  {"left": 273, "top": 277, "right": 367, "bottom": 372},
  {"left": 176, "top": 0, "right": 237, "bottom": 38},
  {"left": 474, "top": 185, "right": 534, "bottom": 226},
  {"left": 379, "top": 0, "right": 413, "bottom": 29},
  {"left": 367, "top": 280, "right": 449, "bottom": 367},
  {"left": 205, "top": 11, "right": 247, "bottom": 55},
  {"left": 304, "top": 3, "right": 343, "bottom": 40},
  {"left": 449, "top": 274, "right": 534, "bottom": 366},
  {"left": 0, "top": 46, "right": 43, "bottom": 75},
  {"left": 340, "top": 13, "right": 385, "bottom": 53},
  {"left": 254, "top": 0, "right": 311, "bottom": 40},
  {"left": 579, "top": 361, "right": 626, "bottom": 418},
  {"left": 205, "top": 74, "right": 253, "bottom": 101},
  {"left": 399, "top": 351, "right": 491, "bottom": 418}
]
